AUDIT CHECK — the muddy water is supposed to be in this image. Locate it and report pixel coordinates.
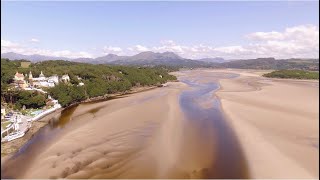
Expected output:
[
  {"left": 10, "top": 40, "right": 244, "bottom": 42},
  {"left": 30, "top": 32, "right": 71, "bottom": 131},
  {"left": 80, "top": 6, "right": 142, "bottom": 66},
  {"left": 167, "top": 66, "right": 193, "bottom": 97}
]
[
  {"left": 1, "top": 71, "right": 249, "bottom": 179},
  {"left": 178, "top": 72, "right": 249, "bottom": 178}
]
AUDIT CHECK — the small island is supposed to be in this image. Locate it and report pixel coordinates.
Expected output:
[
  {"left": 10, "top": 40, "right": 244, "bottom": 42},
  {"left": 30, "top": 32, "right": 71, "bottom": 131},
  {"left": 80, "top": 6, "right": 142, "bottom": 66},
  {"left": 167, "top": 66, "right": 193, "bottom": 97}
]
[{"left": 263, "top": 70, "right": 319, "bottom": 80}]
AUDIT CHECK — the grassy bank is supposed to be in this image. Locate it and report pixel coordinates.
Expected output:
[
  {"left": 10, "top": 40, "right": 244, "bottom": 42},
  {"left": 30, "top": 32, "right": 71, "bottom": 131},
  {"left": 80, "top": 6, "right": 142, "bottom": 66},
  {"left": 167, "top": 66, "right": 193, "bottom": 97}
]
[{"left": 263, "top": 70, "right": 319, "bottom": 80}]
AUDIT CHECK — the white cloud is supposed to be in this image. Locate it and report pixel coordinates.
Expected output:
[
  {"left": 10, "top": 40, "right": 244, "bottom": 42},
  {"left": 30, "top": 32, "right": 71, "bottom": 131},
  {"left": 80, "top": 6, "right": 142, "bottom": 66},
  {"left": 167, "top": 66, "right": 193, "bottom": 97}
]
[
  {"left": 242, "top": 24, "right": 319, "bottom": 59},
  {"left": 103, "top": 46, "right": 122, "bottom": 55},
  {"left": 214, "top": 46, "right": 250, "bottom": 54},
  {"left": 30, "top": 38, "right": 40, "bottom": 43},
  {"left": 126, "top": 45, "right": 149, "bottom": 56},
  {"left": 147, "top": 24, "right": 318, "bottom": 59},
  {"left": 135, "top": 45, "right": 149, "bottom": 52},
  {"left": 1, "top": 40, "right": 20, "bottom": 48},
  {"left": 2, "top": 24, "right": 318, "bottom": 59},
  {"left": 1, "top": 39, "right": 93, "bottom": 58},
  {"left": 246, "top": 31, "right": 285, "bottom": 41}
]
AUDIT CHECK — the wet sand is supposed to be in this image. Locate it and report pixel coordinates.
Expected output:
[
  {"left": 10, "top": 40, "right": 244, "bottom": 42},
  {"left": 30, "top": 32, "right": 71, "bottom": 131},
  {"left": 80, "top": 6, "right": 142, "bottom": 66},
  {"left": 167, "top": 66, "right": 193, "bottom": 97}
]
[
  {"left": 1, "top": 86, "right": 157, "bottom": 161},
  {"left": 2, "top": 84, "right": 183, "bottom": 178},
  {"left": 215, "top": 69, "right": 319, "bottom": 178},
  {"left": 1, "top": 71, "right": 249, "bottom": 179}
]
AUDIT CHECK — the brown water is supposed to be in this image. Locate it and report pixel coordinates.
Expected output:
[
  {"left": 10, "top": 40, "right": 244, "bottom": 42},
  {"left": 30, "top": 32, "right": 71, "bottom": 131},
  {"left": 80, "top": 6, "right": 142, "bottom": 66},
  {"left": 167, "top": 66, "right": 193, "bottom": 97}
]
[
  {"left": 178, "top": 71, "right": 249, "bottom": 178},
  {"left": 1, "top": 71, "right": 249, "bottom": 179}
]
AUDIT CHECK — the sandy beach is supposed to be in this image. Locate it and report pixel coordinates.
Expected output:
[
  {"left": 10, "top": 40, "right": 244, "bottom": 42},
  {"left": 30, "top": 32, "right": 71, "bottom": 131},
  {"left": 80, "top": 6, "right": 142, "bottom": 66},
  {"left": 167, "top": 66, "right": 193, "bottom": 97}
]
[
  {"left": 0, "top": 85, "right": 158, "bottom": 161},
  {"left": 215, "top": 69, "right": 319, "bottom": 178},
  {"left": 1, "top": 69, "right": 318, "bottom": 179}
]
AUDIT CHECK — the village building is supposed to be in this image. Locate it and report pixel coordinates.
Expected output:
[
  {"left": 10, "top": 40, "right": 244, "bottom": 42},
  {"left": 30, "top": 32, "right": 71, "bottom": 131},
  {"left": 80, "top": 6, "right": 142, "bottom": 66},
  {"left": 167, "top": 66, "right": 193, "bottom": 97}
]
[
  {"left": 46, "top": 98, "right": 59, "bottom": 107},
  {"left": 75, "top": 75, "right": 82, "bottom": 80},
  {"left": 12, "top": 71, "right": 74, "bottom": 90},
  {"left": 28, "top": 71, "right": 33, "bottom": 85},
  {"left": 14, "top": 72, "right": 25, "bottom": 81},
  {"left": 14, "top": 72, "right": 28, "bottom": 89},
  {"left": 28, "top": 71, "right": 58, "bottom": 88},
  {"left": 32, "top": 71, "right": 47, "bottom": 81},
  {"left": 61, "top": 74, "right": 70, "bottom": 82},
  {"left": 48, "top": 75, "right": 59, "bottom": 84},
  {"left": 30, "top": 71, "right": 46, "bottom": 87}
]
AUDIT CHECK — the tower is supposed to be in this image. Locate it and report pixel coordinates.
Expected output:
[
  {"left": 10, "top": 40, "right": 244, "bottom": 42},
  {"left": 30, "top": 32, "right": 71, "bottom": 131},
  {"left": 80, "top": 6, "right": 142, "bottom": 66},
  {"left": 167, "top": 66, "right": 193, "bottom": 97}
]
[
  {"left": 29, "top": 71, "right": 33, "bottom": 86},
  {"left": 29, "top": 71, "right": 33, "bottom": 79},
  {"left": 39, "top": 71, "right": 45, "bottom": 77}
]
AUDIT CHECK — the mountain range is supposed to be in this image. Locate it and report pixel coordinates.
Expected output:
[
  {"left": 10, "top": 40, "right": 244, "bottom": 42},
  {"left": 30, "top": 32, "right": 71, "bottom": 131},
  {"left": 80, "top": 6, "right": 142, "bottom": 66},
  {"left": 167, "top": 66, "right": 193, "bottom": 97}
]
[
  {"left": 1, "top": 52, "right": 73, "bottom": 62},
  {"left": 1, "top": 51, "right": 226, "bottom": 65},
  {"left": 1, "top": 51, "right": 318, "bottom": 70}
]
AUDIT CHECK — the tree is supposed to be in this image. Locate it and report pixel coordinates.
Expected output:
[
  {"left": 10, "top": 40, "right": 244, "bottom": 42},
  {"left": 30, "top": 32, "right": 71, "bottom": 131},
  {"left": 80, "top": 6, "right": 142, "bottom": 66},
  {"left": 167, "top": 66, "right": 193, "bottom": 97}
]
[{"left": 2, "top": 59, "right": 178, "bottom": 108}]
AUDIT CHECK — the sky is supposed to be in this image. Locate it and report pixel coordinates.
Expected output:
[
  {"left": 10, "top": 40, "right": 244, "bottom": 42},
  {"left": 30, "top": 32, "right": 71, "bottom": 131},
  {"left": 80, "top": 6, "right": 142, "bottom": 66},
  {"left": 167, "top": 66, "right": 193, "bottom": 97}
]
[{"left": 1, "top": 1, "right": 319, "bottom": 59}]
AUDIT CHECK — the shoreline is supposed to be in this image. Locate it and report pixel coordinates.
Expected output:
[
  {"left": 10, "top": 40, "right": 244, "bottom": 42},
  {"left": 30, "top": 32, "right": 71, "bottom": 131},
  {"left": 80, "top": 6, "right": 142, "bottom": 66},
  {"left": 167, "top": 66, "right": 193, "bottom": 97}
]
[
  {"left": 1, "top": 81, "right": 189, "bottom": 178},
  {"left": 0, "top": 84, "right": 163, "bottom": 161},
  {"left": 1, "top": 108, "right": 63, "bottom": 162}
]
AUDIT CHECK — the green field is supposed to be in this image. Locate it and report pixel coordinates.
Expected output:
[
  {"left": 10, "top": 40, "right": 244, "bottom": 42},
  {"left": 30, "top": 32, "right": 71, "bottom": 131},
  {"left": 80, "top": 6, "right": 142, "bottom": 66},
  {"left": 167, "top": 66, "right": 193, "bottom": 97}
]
[{"left": 263, "top": 70, "right": 319, "bottom": 80}]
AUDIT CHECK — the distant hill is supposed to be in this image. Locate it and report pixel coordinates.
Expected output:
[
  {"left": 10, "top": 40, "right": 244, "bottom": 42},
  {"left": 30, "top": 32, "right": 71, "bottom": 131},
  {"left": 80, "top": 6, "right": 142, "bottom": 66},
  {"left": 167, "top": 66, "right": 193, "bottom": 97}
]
[
  {"left": 1, "top": 51, "right": 216, "bottom": 68},
  {"left": 73, "top": 54, "right": 128, "bottom": 64},
  {"left": 108, "top": 51, "right": 214, "bottom": 67},
  {"left": 197, "top": 57, "right": 226, "bottom": 63},
  {"left": 1, "top": 52, "right": 318, "bottom": 70},
  {"left": 1, "top": 52, "right": 71, "bottom": 62},
  {"left": 221, "top": 58, "right": 319, "bottom": 71},
  {"left": 89, "top": 51, "right": 185, "bottom": 64}
]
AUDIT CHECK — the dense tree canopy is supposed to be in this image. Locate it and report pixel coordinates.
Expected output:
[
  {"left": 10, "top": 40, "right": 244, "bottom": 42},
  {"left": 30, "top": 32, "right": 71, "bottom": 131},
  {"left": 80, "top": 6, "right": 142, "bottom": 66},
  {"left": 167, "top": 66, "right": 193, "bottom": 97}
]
[
  {"left": 263, "top": 70, "right": 319, "bottom": 80},
  {"left": 1, "top": 59, "right": 177, "bottom": 107},
  {"left": 15, "top": 91, "right": 46, "bottom": 109}
]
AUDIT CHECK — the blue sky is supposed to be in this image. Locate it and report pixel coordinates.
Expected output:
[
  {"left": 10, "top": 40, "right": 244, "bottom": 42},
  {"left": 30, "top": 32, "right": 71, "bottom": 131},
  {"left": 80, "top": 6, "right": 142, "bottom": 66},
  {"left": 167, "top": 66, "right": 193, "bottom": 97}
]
[{"left": 1, "top": 1, "right": 319, "bottom": 59}]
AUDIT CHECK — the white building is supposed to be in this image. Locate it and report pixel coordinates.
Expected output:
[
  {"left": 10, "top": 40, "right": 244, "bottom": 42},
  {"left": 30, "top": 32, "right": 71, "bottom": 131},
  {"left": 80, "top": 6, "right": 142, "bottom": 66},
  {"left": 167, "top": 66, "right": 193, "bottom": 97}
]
[
  {"left": 37, "top": 81, "right": 55, "bottom": 87},
  {"left": 28, "top": 71, "right": 58, "bottom": 88},
  {"left": 48, "top": 75, "right": 59, "bottom": 84},
  {"left": 14, "top": 72, "right": 25, "bottom": 81},
  {"left": 78, "top": 82, "right": 84, "bottom": 86},
  {"left": 30, "top": 71, "right": 47, "bottom": 87},
  {"left": 14, "top": 72, "right": 28, "bottom": 89},
  {"left": 61, "top": 74, "right": 70, "bottom": 82},
  {"left": 75, "top": 76, "right": 82, "bottom": 80},
  {"left": 32, "top": 71, "right": 47, "bottom": 82}
]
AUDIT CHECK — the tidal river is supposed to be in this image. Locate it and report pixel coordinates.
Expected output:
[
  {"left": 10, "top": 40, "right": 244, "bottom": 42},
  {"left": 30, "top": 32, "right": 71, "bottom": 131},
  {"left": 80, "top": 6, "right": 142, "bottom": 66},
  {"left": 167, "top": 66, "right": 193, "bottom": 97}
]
[{"left": 1, "top": 70, "right": 249, "bottom": 179}]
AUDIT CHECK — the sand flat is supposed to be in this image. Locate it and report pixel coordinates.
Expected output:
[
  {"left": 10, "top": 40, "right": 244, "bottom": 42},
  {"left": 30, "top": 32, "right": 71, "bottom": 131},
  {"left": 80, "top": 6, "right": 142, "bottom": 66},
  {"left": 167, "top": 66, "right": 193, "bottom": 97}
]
[
  {"left": 11, "top": 81, "right": 205, "bottom": 179},
  {"left": 216, "top": 69, "right": 319, "bottom": 178},
  {"left": 2, "top": 69, "right": 318, "bottom": 179}
]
